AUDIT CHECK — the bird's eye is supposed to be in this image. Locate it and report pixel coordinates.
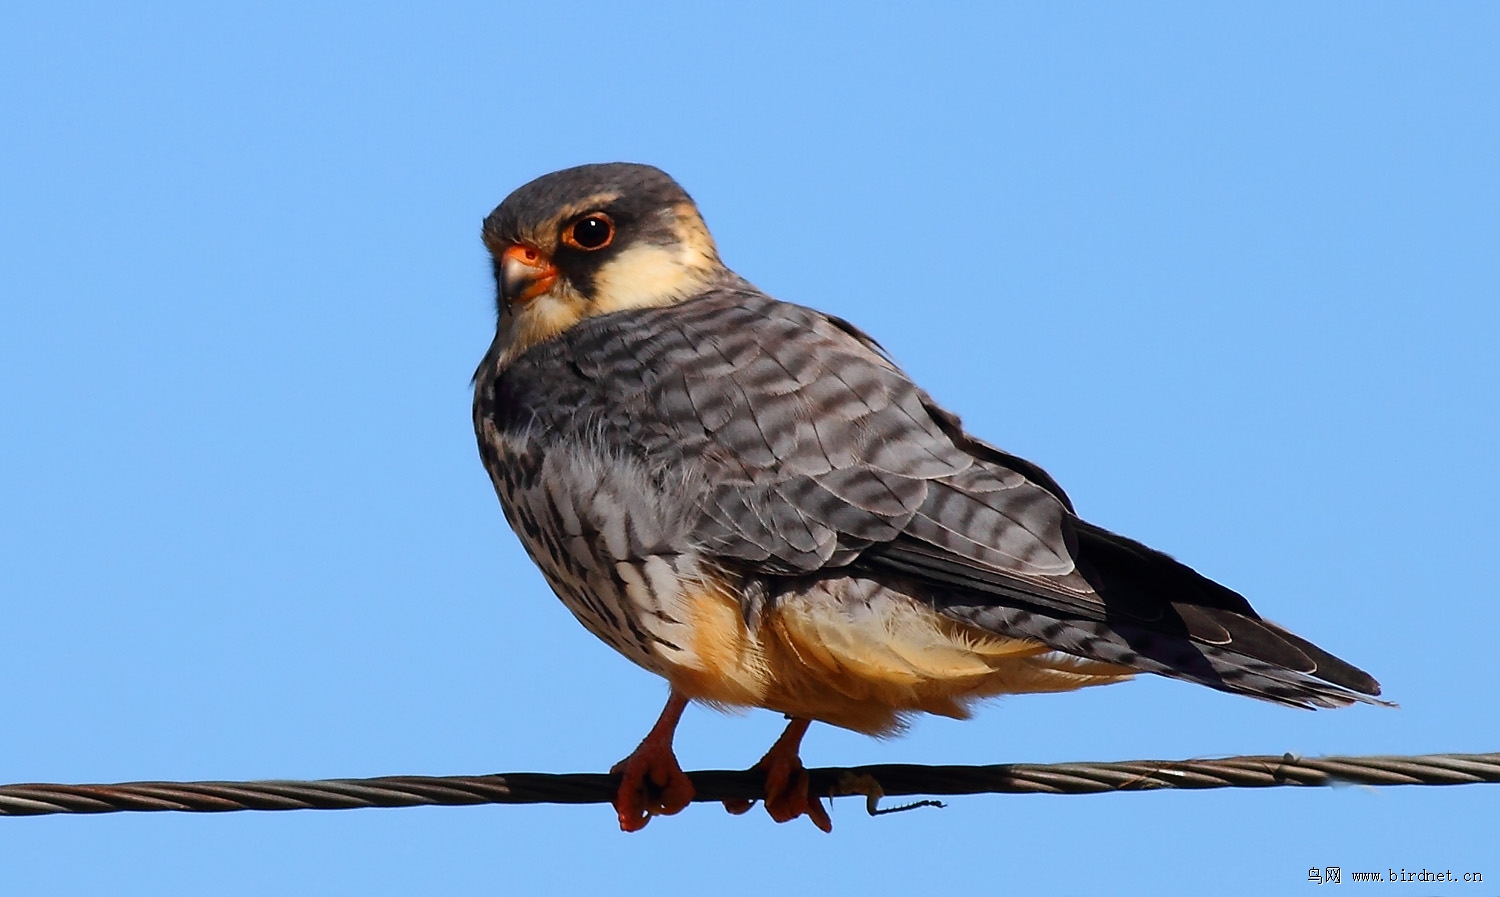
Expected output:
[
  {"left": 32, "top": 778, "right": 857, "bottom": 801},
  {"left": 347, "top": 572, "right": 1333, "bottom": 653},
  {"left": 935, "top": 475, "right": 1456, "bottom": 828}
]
[{"left": 563, "top": 214, "right": 614, "bottom": 250}]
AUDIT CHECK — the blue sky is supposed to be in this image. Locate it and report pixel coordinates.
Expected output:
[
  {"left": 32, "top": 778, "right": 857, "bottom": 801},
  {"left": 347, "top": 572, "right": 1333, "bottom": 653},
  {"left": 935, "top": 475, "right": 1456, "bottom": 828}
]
[{"left": 2, "top": 3, "right": 1497, "bottom": 894}]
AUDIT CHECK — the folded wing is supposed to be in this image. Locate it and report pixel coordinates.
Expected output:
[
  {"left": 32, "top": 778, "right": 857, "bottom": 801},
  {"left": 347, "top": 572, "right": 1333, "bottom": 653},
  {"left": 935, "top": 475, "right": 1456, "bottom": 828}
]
[{"left": 646, "top": 292, "right": 1383, "bottom": 708}]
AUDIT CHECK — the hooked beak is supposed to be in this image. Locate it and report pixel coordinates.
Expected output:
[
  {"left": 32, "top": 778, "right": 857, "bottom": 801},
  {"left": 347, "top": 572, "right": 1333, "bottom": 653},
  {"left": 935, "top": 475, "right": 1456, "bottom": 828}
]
[{"left": 499, "top": 244, "right": 559, "bottom": 307}]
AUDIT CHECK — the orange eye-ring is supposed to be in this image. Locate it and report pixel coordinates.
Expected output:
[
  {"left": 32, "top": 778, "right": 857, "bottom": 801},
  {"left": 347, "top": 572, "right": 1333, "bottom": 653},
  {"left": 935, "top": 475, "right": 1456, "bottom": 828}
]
[{"left": 562, "top": 213, "right": 614, "bottom": 251}]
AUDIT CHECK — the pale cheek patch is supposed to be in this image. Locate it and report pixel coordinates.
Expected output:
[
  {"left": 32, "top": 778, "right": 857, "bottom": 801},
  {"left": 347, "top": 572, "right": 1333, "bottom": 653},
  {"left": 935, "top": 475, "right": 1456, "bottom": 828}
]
[
  {"left": 495, "top": 215, "right": 721, "bottom": 364},
  {"left": 591, "top": 243, "right": 717, "bottom": 314}
]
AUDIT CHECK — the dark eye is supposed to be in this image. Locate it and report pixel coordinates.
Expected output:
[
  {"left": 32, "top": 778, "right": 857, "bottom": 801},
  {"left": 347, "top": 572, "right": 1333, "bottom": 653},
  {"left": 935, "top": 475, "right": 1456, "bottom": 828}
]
[{"left": 564, "top": 213, "right": 614, "bottom": 250}]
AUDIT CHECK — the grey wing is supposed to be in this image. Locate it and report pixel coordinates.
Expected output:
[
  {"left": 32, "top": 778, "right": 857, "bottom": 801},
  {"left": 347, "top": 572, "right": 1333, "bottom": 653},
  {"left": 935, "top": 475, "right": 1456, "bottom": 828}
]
[
  {"left": 646, "top": 298, "right": 1074, "bottom": 579},
  {"left": 643, "top": 295, "right": 1384, "bottom": 709}
]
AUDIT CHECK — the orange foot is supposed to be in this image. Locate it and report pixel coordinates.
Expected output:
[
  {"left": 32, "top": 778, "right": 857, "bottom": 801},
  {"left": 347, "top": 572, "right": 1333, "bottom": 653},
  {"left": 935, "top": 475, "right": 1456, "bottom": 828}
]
[
  {"left": 611, "top": 691, "right": 695, "bottom": 832},
  {"left": 723, "top": 717, "right": 832, "bottom": 832}
]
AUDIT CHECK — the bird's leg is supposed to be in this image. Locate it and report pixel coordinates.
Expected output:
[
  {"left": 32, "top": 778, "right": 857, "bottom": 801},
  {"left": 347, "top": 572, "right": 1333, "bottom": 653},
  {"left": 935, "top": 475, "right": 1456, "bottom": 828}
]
[
  {"left": 723, "top": 716, "right": 832, "bottom": 832},
  {"left": 609, "top": 689, "right": 695, "bottom": 832}
]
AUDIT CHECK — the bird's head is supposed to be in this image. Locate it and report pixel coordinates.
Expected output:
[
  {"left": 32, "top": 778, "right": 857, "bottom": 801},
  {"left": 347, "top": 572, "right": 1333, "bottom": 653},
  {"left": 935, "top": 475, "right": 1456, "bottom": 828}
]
[{"left": 482, "top": 163, "right": 725, "bottom": 361}]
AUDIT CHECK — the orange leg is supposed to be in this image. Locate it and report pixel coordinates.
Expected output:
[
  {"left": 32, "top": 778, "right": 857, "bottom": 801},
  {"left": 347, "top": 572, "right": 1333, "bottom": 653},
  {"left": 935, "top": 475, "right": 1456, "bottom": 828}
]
[
  {"left": 723, "top": 716, "right": 832, "bottom": 832},
  {"left": 609, "top": 690, "right": 696, "bottom": 832}
]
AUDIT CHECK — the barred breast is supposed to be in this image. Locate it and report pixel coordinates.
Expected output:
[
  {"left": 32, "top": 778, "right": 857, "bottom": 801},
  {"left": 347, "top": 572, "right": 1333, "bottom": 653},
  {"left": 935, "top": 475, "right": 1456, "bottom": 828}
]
[{"left": 476, "top": 417, "right": 721, "bottom": 677}]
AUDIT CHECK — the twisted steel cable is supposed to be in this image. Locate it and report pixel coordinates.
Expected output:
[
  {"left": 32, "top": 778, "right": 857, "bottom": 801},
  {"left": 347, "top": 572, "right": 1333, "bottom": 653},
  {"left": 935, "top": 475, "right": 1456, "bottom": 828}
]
[{"left": 2, "top": 751, "right": 1495, "bottom": 818}]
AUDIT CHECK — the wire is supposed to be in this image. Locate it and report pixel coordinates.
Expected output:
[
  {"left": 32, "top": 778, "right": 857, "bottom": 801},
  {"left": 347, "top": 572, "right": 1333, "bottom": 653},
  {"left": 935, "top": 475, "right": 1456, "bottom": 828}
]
[{"left": 2, "top": 751, "right": 1495, "bottom": 817}]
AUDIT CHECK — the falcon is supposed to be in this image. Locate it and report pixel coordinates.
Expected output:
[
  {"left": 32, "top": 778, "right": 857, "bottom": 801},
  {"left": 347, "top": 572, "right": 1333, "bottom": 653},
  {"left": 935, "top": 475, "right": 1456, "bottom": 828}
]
[{"left": 472, "top": 162, "right": 1385, "bottom": 833}]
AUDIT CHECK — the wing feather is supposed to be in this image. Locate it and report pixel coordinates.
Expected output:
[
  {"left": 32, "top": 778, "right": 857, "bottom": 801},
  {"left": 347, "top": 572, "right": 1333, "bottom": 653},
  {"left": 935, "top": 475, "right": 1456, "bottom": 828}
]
[{"left": 615, "top": 290, "right": 1385, "bottom": 707}]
